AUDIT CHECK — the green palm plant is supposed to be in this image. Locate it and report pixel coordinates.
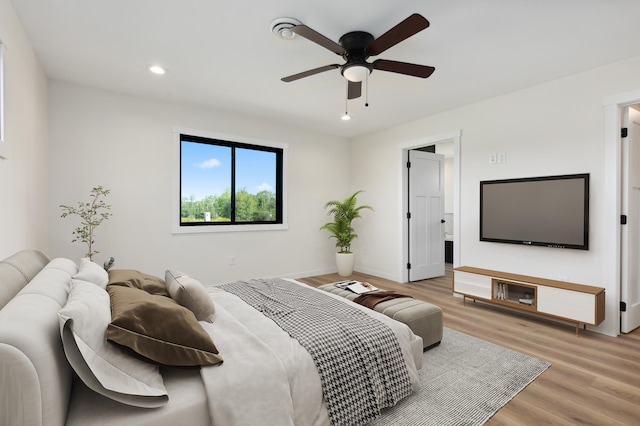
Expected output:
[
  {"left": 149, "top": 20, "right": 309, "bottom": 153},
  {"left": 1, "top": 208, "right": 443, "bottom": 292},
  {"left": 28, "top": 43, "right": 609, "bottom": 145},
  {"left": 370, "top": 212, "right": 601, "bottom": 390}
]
[{"left": 320, "top": 190, "right": 373, "bottom": 253}]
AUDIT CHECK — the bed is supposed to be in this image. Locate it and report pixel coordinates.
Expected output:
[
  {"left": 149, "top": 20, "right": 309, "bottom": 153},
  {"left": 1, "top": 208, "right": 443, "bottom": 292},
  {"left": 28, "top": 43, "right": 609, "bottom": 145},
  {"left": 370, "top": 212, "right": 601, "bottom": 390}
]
[{"left": 0, "top": 250, "right": 423, "bottom": 426}]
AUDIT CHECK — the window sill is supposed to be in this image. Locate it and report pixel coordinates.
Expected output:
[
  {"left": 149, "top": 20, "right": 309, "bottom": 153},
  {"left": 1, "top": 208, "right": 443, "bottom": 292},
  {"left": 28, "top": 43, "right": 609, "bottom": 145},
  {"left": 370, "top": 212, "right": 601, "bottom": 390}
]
[{"left": 172, "top": 222, "right": 288, "bottom": 234}]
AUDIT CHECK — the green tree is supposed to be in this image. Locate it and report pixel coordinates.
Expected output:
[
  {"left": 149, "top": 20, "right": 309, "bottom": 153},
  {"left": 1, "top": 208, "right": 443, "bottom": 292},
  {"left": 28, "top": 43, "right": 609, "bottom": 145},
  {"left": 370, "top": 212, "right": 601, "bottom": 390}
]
[
  {"left": 254, "top": 190, "right": 275, "bottom": 221},
  {"left": 181, "top": 188, "right": 278, "bottom": 223},
  {"left": 215, "top": 189, "right": 231, "bottom": 221},
  {"left": 60, "top": 186, "right": 112, "bottom": 260},
  {"left": 203, "top": 195, "right": 216, "bottom": 219},
  {"left": 181, "top": 196, "right": 192, "bottom": 219},
  {"left": 236, "top": 188, "right": 258, "bottom": 222}
]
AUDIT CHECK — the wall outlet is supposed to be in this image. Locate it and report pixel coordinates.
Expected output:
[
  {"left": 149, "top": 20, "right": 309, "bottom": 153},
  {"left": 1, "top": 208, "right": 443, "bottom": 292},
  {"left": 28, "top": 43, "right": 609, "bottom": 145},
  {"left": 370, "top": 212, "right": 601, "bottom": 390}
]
[
  {"left": 497, "top": 152, "right": 507, "bottom": 163},
  {"left": 228, "top": 256, "right": 236, "bottom": 265},
  {"left": 489, "top": 153, "right": 497, "bottom": 164}
]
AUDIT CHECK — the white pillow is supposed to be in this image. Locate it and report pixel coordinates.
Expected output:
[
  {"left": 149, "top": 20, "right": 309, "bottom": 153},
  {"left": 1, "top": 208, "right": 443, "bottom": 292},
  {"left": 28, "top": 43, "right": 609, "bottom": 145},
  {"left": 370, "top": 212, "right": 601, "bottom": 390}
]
[
  {"left": 165, "top": 270, "right": 215, "bottom": 322},
  {"left": 58, "top": 279, "right": 168, "bottom": 407},
  {"left": 72, "top": 258, "right": 108, "bottom": 289}
]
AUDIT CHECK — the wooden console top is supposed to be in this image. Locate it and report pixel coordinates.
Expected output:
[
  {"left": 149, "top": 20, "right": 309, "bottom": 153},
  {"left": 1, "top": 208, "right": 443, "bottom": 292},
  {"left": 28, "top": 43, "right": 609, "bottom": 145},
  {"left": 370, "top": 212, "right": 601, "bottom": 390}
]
[{"left": 454, "top": 266, "right": 605, "bottom": 295}]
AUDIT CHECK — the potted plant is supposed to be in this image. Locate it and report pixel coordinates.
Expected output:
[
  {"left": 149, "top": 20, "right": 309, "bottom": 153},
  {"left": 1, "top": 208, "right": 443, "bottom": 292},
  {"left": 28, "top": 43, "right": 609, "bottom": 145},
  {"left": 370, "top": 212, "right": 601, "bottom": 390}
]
[
  {"left": 60, "top": 185, "right": 113, "bottom": 268},
  {"left": 320, "top": 190, "right": 373, "bottom": 276}
]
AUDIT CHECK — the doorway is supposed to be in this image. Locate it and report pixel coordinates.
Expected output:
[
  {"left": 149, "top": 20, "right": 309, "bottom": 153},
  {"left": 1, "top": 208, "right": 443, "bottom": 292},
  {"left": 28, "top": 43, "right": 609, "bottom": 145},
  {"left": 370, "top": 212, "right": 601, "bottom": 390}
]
[
  {"left": 407, "top": 149, "right": 445, "bottom": 281},
  {"left": 400, "top": 130, "right": 461, "bottom": 283},
  {"left": 621, "top": 104, "right": 640, "bottom": 333},
  {"left": 603, "top": 89, "right": 640, "bottom": 336}
]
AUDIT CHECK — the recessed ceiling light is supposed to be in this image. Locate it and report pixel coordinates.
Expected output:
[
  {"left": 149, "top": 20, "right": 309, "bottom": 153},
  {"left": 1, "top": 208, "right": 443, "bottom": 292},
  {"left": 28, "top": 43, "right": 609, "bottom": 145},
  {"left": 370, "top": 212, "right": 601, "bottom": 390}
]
[{"left": 149, "top": 65, "right": 166, "bottom": 75}]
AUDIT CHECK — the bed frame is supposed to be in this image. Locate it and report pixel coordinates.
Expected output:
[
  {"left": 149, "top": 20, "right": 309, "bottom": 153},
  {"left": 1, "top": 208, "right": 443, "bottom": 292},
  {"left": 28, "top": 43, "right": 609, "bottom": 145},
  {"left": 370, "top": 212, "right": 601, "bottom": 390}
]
[
  {"left": 0, "top": 249, "right": 73, "bottom": 426},
  {"left": 0, "top": 250, "right": 423, "bottom": 426},
  {"left": 0, "top": 249, "right": 50, "bottom": 308}
]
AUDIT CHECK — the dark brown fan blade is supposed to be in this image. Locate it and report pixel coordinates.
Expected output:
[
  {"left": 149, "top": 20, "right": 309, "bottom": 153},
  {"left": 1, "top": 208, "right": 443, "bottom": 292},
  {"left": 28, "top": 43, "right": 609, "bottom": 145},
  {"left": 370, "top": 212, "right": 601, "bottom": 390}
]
[
  {"left": 292, "top": 25, "right": 346, "bottom": 55},
  {"left": 347, "top": 81, "right": 362, "bottom": 99},
  {"left": 281, "top": 64, "right": 340, "bottom": 82},
  {"left": 372, "top": 59, "right": 435, "bottom": 78},
  {"left": 367, "top": 14, "right": 430, "bottom": 56}
]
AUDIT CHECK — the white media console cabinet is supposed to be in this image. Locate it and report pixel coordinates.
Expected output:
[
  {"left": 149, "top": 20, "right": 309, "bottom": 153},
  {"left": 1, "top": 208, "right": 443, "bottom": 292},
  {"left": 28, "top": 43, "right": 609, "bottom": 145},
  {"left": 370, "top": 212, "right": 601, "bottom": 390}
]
[{"left": 453, "top": 266, "right": 605, "bottom": 336}]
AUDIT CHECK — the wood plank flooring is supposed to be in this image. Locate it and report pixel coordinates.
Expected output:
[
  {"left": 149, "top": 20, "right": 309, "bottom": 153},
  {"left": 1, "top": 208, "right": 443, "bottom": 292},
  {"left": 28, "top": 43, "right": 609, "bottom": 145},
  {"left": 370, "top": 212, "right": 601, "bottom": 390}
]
[{"left": 298, "top": 265, "right": 640, "bottom": 425}]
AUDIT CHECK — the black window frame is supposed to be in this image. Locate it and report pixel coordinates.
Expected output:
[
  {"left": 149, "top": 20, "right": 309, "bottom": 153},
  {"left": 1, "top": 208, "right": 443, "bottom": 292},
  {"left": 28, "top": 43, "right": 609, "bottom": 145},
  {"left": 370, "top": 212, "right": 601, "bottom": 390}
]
[{"left": 179, "top": 133, "right": 283, "bottom": 227}]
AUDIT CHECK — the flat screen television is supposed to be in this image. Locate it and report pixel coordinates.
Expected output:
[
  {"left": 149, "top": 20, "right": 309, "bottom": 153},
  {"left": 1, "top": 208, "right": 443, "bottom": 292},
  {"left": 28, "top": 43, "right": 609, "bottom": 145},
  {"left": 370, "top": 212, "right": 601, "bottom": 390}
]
[{"left": 480, "top": 173, "right": 589, "bottom": 250}]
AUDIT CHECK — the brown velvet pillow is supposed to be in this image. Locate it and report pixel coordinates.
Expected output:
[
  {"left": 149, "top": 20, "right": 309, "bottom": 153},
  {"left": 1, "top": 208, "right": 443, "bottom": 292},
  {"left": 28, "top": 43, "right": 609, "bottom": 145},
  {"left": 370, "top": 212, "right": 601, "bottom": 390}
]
[
  {"left": 106, "top": 285, "right": 223, "bottom": 367},
  {"left": 108, "top": 269, "right": 169, "bottom": 296}
]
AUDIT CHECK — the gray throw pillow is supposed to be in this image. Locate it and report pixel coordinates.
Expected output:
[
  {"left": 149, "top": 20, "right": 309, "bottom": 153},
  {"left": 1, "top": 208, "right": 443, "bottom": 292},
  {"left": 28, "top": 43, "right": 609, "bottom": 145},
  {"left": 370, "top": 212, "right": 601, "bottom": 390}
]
[{"left": 165, "top": 270, "right": 216, "bottom": 322}]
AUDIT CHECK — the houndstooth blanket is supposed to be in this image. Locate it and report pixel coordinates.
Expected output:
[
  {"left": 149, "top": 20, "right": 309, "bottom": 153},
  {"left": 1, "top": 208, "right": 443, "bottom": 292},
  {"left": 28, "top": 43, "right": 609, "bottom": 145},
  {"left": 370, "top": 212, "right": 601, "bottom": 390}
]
[{"left": 219, "top": 278, "right": 413, "bottom": 426}]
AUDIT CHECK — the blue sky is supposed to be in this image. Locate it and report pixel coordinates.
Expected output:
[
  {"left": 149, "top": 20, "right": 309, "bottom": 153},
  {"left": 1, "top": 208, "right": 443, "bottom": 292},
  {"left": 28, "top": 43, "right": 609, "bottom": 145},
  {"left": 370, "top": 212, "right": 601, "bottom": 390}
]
[{"left": 181, "top": 141, "right": 275, "bottom": 201}]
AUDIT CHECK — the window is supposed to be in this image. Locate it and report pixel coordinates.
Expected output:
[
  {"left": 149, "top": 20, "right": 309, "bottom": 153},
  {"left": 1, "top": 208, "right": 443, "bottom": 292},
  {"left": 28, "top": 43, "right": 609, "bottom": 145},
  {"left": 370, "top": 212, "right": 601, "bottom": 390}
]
[{"left": 175, "top": 130, "right": 287, "bottom": 232}]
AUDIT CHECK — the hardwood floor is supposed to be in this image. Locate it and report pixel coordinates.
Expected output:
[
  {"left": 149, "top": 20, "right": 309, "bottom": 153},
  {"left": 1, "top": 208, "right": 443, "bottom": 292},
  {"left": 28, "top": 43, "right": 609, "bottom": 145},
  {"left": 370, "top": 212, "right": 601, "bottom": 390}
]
[{"left": 298, "top": 265, "right": 640, "bottom": 425}]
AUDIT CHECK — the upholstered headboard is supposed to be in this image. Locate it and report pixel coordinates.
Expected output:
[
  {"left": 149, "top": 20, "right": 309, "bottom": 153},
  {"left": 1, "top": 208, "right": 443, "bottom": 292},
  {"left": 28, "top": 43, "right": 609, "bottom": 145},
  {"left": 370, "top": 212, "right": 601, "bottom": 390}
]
[
  {"left": 0, "top": 249, "right": 50, "bottom": 309},
  {"left": 0, "top": 250, "right": 78, "bottom": 426}
]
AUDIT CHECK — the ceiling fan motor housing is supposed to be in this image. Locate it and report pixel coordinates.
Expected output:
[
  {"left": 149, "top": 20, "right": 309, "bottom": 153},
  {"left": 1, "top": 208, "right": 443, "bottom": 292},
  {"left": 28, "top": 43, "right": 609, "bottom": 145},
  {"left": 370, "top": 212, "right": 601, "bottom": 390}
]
[
  {"left": 339, "top": 31, "right": 374, "bottom": 80},
  {"left": 339, "top": 31, "right": 374, "bottom": 54}
]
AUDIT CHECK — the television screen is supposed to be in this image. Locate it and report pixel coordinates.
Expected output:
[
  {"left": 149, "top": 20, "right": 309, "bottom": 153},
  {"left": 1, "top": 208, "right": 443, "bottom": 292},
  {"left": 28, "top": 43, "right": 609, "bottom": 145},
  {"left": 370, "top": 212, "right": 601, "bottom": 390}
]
[{"left": 480, "top": 173, "right": 589, "bottom": 250}]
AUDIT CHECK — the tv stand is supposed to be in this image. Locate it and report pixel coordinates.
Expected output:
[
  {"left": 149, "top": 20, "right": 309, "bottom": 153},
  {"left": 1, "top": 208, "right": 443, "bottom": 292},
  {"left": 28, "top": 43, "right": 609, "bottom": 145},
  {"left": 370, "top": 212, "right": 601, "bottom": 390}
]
[{"left": 453, "top": 266, "right": 605, "bottom": 336}]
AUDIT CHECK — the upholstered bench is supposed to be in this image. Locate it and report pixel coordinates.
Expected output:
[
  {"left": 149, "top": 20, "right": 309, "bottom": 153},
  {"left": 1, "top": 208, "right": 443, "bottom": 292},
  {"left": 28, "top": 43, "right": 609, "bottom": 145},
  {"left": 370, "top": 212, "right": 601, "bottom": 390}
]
[{"left": 317, "top": 283, "right": 443, "bottom": 350}]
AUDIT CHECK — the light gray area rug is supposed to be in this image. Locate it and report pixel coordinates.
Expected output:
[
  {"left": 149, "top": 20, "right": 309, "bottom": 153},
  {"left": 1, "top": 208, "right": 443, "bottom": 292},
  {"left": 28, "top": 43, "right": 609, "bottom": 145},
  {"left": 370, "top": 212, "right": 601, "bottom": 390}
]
[{"left": 372, "top": 328, "right": 550, "bottom": 426}]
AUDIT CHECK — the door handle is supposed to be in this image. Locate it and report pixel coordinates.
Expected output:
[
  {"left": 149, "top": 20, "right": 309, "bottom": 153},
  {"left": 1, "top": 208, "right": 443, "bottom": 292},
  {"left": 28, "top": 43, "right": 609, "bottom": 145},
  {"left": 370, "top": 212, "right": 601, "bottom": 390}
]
[{"left": 440, "top": 219, "right": 446, "bottom": 223}]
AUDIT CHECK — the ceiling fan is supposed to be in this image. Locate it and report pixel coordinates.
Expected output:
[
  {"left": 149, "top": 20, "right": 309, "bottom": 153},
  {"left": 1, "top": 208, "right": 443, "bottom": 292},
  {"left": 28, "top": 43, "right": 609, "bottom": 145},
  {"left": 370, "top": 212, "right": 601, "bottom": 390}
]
[{"left": 280, "top": 14, "right": 435, "bottom": 100}]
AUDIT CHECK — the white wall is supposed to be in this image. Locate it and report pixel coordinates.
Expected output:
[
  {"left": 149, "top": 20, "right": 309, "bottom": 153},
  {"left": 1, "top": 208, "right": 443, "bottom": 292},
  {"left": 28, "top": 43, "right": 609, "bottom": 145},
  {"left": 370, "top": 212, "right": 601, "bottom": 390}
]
[
  {"left": 7, "top": 0, "right": 639, "bottom": 336},
  {"left": 0, "top": 0, "right": 50, "bottom": 258},
  {"left": 48, "top": 82, "right": 350, "bottom": 284},
  {"left": 351, "top": 54, "right": 640, "bottom": 336}
]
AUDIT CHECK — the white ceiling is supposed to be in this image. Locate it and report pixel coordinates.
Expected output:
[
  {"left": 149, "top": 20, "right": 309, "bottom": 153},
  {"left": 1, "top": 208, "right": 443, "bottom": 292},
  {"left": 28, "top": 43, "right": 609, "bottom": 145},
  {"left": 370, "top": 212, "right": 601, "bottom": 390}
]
[{"left": 10, "top": 0, "right": 640, "bottom": 139}]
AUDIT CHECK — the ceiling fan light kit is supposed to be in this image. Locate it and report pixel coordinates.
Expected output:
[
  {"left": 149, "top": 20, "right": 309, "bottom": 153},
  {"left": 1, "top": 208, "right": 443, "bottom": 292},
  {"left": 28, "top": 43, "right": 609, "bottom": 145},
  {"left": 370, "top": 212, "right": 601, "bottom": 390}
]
[
  {"left": 342, "top": 64, "right": 370, "bottom": 82},
  {"left": 276, "top": 13, "right": 435, "bottom": 117}
]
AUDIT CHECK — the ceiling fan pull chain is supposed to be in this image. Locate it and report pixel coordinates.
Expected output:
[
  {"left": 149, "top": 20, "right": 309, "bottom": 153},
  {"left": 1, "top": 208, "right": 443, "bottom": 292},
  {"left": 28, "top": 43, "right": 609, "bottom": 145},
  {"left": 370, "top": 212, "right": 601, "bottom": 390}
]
[
  {"left": 342, "top": 79, "right": 351, "bottom": 120},
  {"left": 365, "top": 71, "right": 369, "bottom": 107}
]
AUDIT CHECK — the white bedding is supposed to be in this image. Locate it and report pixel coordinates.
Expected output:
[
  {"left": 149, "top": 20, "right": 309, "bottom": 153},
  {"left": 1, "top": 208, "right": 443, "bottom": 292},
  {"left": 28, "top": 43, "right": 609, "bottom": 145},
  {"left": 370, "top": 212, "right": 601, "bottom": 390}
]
[
  {"left": 200, "top": 279, "right": 421, "bottom": 426},
  {"left": 0, "top": 249, "right": 421, "bottom": 426}
]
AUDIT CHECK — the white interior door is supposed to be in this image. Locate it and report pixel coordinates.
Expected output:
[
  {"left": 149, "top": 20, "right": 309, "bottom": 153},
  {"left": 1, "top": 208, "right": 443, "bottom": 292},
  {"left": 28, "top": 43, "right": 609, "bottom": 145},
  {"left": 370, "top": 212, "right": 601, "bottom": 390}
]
[
  {"left": 621, "top": 106, "right": 640, "bottom": 333},
  {"left": 408, "top": 150, "right": 445, "bottom": 281}
]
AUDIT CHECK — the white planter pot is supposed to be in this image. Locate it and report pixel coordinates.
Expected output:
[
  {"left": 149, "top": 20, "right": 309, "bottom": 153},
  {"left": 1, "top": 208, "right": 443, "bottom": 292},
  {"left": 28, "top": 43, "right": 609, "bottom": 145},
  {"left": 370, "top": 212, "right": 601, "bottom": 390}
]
[{"left": 335, "top": 252, "right": 355, "bottom": 277}]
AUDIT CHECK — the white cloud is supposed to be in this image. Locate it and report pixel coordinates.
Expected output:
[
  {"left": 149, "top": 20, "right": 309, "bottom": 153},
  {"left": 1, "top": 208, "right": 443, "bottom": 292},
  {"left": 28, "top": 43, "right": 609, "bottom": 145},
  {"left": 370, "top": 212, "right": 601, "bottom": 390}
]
[
  {"left": 256, "top": 182, "right": 273, "bottom": 192},
  {"left": 196, "top": 158, "right": 221, "bottom": 169}
]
